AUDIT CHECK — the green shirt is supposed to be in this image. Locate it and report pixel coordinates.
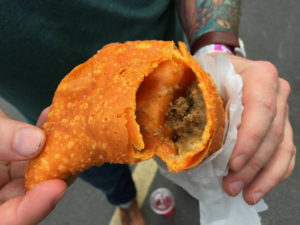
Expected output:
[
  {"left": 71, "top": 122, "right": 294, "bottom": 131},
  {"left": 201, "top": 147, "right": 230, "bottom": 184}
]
[{"left": 0, "top": 0, "right": 183, "bottom": 123}]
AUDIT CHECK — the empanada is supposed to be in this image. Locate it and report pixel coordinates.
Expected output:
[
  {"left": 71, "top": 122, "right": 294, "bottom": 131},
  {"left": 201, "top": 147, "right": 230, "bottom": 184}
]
[{"left": 25, "top": 41, "right": 225, "bottom": 190}]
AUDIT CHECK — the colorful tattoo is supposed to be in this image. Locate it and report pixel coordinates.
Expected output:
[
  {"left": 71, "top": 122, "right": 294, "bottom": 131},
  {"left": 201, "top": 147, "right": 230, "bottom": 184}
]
[{"left": 177, "top": 0, "right": 240, "bottom": 45}]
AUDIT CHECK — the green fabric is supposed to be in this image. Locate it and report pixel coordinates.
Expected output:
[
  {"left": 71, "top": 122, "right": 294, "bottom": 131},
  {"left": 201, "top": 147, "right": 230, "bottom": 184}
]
[{"left": 0, "top": 0, "right": 183, "bottom": 123}]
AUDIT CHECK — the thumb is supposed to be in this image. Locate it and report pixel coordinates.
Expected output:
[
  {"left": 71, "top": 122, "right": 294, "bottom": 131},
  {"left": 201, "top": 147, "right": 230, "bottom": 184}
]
[
  {"left": 0, "top": 180, "right": 67, "bottom": 225},
  {"left": 0, "top": 110, "right": 45, "bottom": 161}
]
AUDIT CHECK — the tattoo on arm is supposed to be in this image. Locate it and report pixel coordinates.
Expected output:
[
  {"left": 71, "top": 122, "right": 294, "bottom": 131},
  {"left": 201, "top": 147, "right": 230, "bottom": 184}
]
[{"left": 177, "top": 0, "right": 240, "bottom": 45}]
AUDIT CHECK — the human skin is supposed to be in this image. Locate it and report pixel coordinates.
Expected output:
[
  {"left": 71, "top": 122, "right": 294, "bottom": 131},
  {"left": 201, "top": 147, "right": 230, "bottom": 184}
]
[
  {"left": 216, "top": 54, "right": 296, "bottom": 205},
  {"left": 0, "top": 109, "right": 67, "bottom": 225}
]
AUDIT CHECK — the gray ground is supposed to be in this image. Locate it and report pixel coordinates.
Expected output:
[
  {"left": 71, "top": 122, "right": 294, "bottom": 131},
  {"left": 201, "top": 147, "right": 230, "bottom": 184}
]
[{"left": 1, "top": 0, "right": 299, "bottom": 224}]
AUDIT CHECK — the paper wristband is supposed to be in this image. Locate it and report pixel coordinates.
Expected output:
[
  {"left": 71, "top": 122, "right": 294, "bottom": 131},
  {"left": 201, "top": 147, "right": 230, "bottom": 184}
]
[{"left": 195, "top": 44, "right": 234, "bottom": 55}]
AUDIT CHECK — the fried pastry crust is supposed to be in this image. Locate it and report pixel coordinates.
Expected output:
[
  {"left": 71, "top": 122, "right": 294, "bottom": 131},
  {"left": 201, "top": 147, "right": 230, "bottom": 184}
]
[{"left": 25, "top": 41, "right": 225, "bottom": 190}]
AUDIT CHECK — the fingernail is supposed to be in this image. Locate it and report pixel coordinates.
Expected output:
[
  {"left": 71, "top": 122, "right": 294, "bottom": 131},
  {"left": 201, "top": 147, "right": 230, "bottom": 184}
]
[
  {"left": 14, "top": 127, "right": 43, "bottom": 156},
  {"left": 232, "top": 154, "right": 248, "bottom": 171},
  {"left": 253, "top": 192, "right": 264, "bottom": 204},
  {"left": 229, "top": 180, "right": 245, "bottom": 196}
]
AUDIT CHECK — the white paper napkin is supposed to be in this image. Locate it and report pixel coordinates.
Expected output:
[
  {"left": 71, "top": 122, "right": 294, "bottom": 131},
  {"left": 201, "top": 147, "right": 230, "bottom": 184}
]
[{"left": 156, "top": 54, "right": 268, "bottom": 225}]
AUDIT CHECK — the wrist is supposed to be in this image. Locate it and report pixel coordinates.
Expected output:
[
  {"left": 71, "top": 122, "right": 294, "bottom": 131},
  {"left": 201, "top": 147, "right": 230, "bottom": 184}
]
[{"left": 191, "top": 31, "right": 246, "bottom": 57}]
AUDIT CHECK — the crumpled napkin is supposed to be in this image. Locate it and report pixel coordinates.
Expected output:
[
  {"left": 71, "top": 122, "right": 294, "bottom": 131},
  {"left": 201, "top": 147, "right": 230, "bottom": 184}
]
[{"left": 156, "top": 54, "right": 268, "bottom": 225}]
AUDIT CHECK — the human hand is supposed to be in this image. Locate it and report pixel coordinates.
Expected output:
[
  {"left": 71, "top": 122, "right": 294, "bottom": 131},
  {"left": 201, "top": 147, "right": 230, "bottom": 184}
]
[
  {"left": 0, "top": 108, "right": 67, "bottom": 225},
  {"left": 211, "top": 54, "right": 296, "bottom": 205}
]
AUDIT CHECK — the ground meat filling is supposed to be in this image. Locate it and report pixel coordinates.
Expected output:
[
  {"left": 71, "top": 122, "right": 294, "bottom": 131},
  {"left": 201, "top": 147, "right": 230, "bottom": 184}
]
[{"left": 166, "top": 81, "right": 206, "bottom": 153}]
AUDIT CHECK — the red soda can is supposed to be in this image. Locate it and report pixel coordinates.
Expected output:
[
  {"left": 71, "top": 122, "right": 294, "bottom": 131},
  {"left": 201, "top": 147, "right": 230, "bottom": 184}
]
[{"left": 150, "top": 187, "right": 175, "bottom": 216}]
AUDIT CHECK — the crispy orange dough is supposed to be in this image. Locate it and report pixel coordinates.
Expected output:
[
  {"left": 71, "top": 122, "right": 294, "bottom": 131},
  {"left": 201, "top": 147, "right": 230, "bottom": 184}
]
[{"left": 25, "top": 41, "right": 225, "bottom": 190}]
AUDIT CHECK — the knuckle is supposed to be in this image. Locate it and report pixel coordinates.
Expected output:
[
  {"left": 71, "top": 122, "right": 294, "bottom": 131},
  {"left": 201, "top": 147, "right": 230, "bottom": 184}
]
[
  {"left": 260, "top": 98, "right": 277, "bottom": 118},
  {"left": 286, "top": 163, "right": 295, "bottom": 179},
  {"left": 272, "top": 125, "right": 284, "bottom": 143},
  {"left": 281, "top": 150, "right": 296, "bottom": 182},
  {"left": 292, "top": 144, "right": 297, "bottom": 153},
  {"left": 248, "top": 158, "right": 264, "bottom": 173},
  {"left": 287, "top": 161, "right": 295, "bottom": 177},
  {"left": 283, "top": 143, "right": 296, "bottom": 159},
  {"left": 249, "top": 132, "right": 265, "bottom": 147},
  {"left": 279, "top": 78, "right": 291, "bottom": 96},
  {"left": 289, "top": 144, "right": 297, "bottom": 156},
  {"left": 257, "top": 61, "right": 279, "bottom": 78}
]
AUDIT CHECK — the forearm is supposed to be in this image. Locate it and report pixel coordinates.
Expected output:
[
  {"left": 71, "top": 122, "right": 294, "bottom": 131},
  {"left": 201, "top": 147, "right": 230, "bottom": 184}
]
[{"left": 177, "top": 0, "right": 241, "bottom": 53}]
